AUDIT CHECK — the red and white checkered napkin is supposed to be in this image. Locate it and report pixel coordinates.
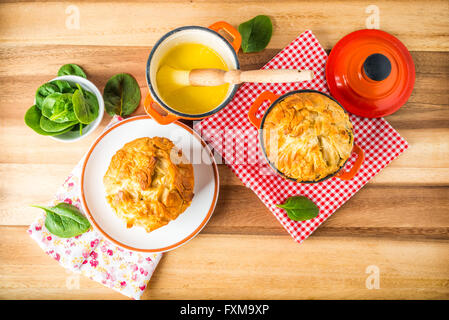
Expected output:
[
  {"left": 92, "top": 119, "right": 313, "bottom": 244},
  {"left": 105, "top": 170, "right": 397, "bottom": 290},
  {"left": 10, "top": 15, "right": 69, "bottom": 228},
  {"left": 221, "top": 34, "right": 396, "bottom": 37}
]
[{"left": 194, "top": 30, "right": 409, "bottom": 244}]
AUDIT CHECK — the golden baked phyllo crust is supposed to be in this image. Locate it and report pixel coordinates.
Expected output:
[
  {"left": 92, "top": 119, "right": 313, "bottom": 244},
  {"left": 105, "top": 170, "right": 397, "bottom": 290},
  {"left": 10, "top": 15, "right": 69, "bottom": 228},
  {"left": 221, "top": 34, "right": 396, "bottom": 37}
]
[
  {"left": 103, "top": 137, "right": 194, "bottom": 232},
  {"left": 263, "top": 92, "right": 353, "bottom": 182}
]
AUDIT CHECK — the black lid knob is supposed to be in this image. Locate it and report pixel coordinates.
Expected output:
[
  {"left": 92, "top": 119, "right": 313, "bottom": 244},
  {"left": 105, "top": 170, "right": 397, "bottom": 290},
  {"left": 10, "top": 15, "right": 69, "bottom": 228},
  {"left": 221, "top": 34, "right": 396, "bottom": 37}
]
[{"left": 363, "top": 53, "right": 392, "bottom": 81}]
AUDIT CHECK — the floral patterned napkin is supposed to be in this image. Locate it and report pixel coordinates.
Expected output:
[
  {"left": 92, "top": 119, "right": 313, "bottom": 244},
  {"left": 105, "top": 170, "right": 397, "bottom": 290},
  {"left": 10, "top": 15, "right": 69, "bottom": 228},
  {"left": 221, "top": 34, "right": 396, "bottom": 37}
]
[{"left": 27, "top": 116, "right": 162, "bottom": 300}]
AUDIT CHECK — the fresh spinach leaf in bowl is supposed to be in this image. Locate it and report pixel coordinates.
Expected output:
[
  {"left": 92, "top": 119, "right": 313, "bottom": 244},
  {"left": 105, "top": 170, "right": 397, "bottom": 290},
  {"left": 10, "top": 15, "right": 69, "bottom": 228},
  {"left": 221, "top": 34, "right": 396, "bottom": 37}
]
[
  {"left": 57, "top": 64, "right": 87, "bottom": 78},
  {"left": 51, "top": 79, "right": 77, "bottom": 93},
  {"left": 35, "top": 83, "right": 60, "bottom": 110},
  {"left": 24, "top": 105, "right": 73, "bottom": 136},
  {"left": 35, "top": 80, "right": 76, "bottom": 110},
  {"left": 41, "top": 92, "right": 78, "bottom": 123},
  {"left": 39, "top": 116, "right": 77, "bottom": 132},
  {"left": 72, "top": 84, "right": 99, "bottom": 124}
]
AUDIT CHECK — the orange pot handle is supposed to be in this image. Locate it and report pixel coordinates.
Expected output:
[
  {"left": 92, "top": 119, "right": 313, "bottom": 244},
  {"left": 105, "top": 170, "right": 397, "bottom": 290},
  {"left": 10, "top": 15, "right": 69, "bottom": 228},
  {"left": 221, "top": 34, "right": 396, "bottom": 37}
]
[
  {"left": 209, "top": 21, "right": 242, "bottom": 53},
  {"left": 144, "top": 93, "right": 179, "bottom": 125},
  {"left": 248, "top": 91, "right": 279, "bottom": 129},
  {"left": 336, "top": 144, "right": 365, "bottom": 180}
]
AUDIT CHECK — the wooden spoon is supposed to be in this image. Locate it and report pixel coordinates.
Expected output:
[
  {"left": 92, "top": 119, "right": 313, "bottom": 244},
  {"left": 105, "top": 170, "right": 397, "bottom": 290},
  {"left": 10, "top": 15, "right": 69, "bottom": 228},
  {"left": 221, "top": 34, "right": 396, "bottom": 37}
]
[{"left": 159, "top": 65, "right": 314, "bottom": 87}]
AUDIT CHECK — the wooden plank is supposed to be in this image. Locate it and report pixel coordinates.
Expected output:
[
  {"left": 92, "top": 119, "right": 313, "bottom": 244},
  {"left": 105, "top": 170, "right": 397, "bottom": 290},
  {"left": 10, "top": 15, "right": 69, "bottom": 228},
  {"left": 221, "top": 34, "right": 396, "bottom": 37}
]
[
  {"left": 0, "top": 227, "right": 447, "bottom": 299},
  {"left": 1, "top": 46, "right": 447, "bottom": 133},
  {"left": 3, "top": 168, "right": 449, "bottom": 240},
  {"left": 1, "top": 45, "right": 447, "bottom": 128},
  {"left": 2, "top": 124, "right": 448, "bottom": 168},
  {"left": 1, "top": 49, "right": 448, "bottom": 169},
  {"left": 0, "top": 1, "right": 448, "bottom": 51},
  {"left": 1, "top": 48, "right": 447, "bottom": 95},
  {"left": 1, "top": 162, "right": 449, "bottom": 226},
  {"left": 2, "top": 46, "right": 447, "bottom": 79}
]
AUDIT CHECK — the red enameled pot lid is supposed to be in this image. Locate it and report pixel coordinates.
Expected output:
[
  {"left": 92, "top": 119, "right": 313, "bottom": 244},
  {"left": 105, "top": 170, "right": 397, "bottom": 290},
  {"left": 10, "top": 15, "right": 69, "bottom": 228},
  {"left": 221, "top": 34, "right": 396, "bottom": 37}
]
[{"left": 326, "top": 29, "right": 415, "bottom": 118}]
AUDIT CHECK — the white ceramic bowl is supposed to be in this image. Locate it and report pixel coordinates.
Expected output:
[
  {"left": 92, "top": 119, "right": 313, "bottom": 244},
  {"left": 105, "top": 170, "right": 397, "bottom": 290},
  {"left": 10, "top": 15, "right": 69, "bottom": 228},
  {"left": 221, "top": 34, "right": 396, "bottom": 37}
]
[{"left": 41, "top": 75, "right": 104, "bottom": 142}]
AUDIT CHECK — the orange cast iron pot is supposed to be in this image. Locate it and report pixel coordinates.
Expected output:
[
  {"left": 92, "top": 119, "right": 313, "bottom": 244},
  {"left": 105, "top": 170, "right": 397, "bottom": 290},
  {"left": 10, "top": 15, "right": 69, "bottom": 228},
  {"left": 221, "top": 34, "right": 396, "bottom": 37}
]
[{"left": 248, "top": 89, "right": 365, "bottom": 183}]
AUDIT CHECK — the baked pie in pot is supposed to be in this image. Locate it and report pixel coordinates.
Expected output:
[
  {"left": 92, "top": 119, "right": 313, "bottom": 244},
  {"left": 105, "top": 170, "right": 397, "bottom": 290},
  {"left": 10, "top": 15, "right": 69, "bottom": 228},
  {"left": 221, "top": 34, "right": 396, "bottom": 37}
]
[
  {"left": 262, "top": 92, "right": 354, "bottom": 182},
  {"left": 103, "top": 137, "right": 194, "bottom": 232}
]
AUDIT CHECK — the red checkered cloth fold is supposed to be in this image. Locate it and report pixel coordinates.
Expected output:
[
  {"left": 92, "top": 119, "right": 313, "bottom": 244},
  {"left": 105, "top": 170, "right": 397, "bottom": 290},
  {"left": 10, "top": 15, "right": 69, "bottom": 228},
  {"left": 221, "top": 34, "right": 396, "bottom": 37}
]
[{"left": 194, "top": 30, "right": 408, "bottom": 244}]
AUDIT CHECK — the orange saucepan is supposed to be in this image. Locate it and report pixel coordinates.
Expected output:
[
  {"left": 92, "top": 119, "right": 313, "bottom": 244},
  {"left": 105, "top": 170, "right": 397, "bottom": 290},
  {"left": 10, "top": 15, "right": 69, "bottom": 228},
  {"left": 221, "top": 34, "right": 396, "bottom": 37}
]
[{"left": 144, "top": 21, "right": 241, "bottom": 125}]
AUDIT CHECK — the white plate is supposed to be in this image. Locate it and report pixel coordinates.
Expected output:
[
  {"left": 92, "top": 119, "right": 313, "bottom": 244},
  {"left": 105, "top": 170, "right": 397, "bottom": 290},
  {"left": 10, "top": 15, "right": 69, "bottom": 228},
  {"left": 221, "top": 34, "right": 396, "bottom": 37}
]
[{"left": 80, "top": 115, "right": 219, "bottom": 253}]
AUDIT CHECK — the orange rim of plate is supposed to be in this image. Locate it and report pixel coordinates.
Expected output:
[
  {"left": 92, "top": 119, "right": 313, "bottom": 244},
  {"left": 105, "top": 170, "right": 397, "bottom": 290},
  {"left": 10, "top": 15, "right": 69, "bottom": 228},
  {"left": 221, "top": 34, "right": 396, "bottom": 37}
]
[{"left": 80, "top": 115, "right": 219, "bottom": 253}]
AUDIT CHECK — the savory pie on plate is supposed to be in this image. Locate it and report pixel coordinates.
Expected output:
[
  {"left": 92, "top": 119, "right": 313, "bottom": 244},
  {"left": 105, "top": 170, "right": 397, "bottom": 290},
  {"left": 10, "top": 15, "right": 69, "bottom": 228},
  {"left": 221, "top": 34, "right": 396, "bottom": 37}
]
[
  {"left": 81, "top": 116, "right": 218, "bottom": 253},
  {"left": 103, "top": 137, "right": 194, "bottom": 233}
]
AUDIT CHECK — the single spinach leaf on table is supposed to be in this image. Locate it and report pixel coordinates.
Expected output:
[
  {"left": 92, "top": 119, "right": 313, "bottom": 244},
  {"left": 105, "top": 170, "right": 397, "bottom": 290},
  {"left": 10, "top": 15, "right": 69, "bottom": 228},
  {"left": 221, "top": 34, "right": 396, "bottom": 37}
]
[
  {"left": 31, "top": 203, "right": 91, "bottom": 238},
  {"left": 57, "top": 64, "right": 87, "bottom": 78},
  {"left": 103, "top": 73, "right": 141, "bottom": 116},
  {"left": 276, "top": 196, "right": 319, "bottom": 221},
  {"left": 238, "top": 15, "right": 273, "bottom": 53},
  {"left": 72, "top": 84, "right": 99, "bottom": 124},
  {"left": 41, "top": 92, "right": 78, "bottom": 123}
]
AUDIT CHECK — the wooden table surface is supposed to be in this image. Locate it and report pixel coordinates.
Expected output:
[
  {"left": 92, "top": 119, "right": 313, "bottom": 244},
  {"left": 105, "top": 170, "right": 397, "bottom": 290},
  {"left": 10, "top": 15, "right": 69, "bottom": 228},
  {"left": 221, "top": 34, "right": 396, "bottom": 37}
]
[{"left": 1, "top": 0, "right": 448, "bottom": 300}]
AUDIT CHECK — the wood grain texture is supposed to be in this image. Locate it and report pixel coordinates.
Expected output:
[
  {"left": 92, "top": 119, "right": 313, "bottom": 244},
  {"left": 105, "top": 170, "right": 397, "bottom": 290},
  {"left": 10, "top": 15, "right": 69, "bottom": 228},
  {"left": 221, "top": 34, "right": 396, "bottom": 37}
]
[
  {"left": 0, "top": 0, "right": 448, "bottom": 300},
  {"left": 0, "top": 228, "right": 448, "bottom": 299},
  {"left": 0, "top": 1, "right": 448, "bottom": 51}
]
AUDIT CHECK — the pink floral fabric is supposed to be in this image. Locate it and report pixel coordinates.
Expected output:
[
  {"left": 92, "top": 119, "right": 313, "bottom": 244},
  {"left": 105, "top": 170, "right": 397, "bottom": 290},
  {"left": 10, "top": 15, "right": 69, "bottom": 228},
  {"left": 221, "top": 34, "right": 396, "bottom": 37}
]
[{"left": 28, "top": 116, "right": 162, "bottom": 299}]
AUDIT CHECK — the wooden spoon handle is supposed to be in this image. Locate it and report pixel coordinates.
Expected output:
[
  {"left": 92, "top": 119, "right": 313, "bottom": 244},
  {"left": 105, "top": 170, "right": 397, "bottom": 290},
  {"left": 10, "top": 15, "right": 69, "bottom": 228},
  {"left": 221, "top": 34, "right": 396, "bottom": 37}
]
[
  {"left": 189, "top": 69, "right": 227, "bottom": 86},
  {"left": 189, "top": 69, "right": 314, "bottom": 86},
  {"left": 233, "top": 69, "right": 314, "bottom": 84}
]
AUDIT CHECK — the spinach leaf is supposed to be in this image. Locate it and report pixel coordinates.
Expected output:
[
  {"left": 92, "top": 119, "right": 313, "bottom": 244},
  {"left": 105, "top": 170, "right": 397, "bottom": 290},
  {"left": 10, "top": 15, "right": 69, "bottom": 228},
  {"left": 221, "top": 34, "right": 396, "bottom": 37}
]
[
  {"left": 57, "top": 64, "right": 87, "bottom": 78},
  {"left": 50, "top": 125, "right": 75, "bottom": 136},
  {"left": 35, "top": 80, "right": 76, "bottom": 110},
  {"left": 32, "top": 203, "right": 91, "bottom": 238},
  {"left": 40, "top": 116, "right": 77, "bottom": 132},
  {"left": 238, "top": 15, "right": 273, "bottom": 53},
  {"left": 276, "top": 196, "right": 319, "bottom": 221},
  {"left": 24, "top": 105, "right": 74, "bottom": 136},
  {"left": 103, "top": 73, "right": 141, "bottom": 116},
  {"left": 41, "top": 92, "right": 78, "bottom": 123},
  {"left": 72, "top": 84, "right": 99, "bottom": 124},
  {"left": 35, "top": 83, "right": 59, "bottom": 109},
  {"left": 50, "top": 79, "right": 77, "bottom": 93},
  {"left": 25, "top": 105, "right": 56, "bottom": 135},
  {"left": 71, "top": 123, "right": 80, "bottom": 132}
]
